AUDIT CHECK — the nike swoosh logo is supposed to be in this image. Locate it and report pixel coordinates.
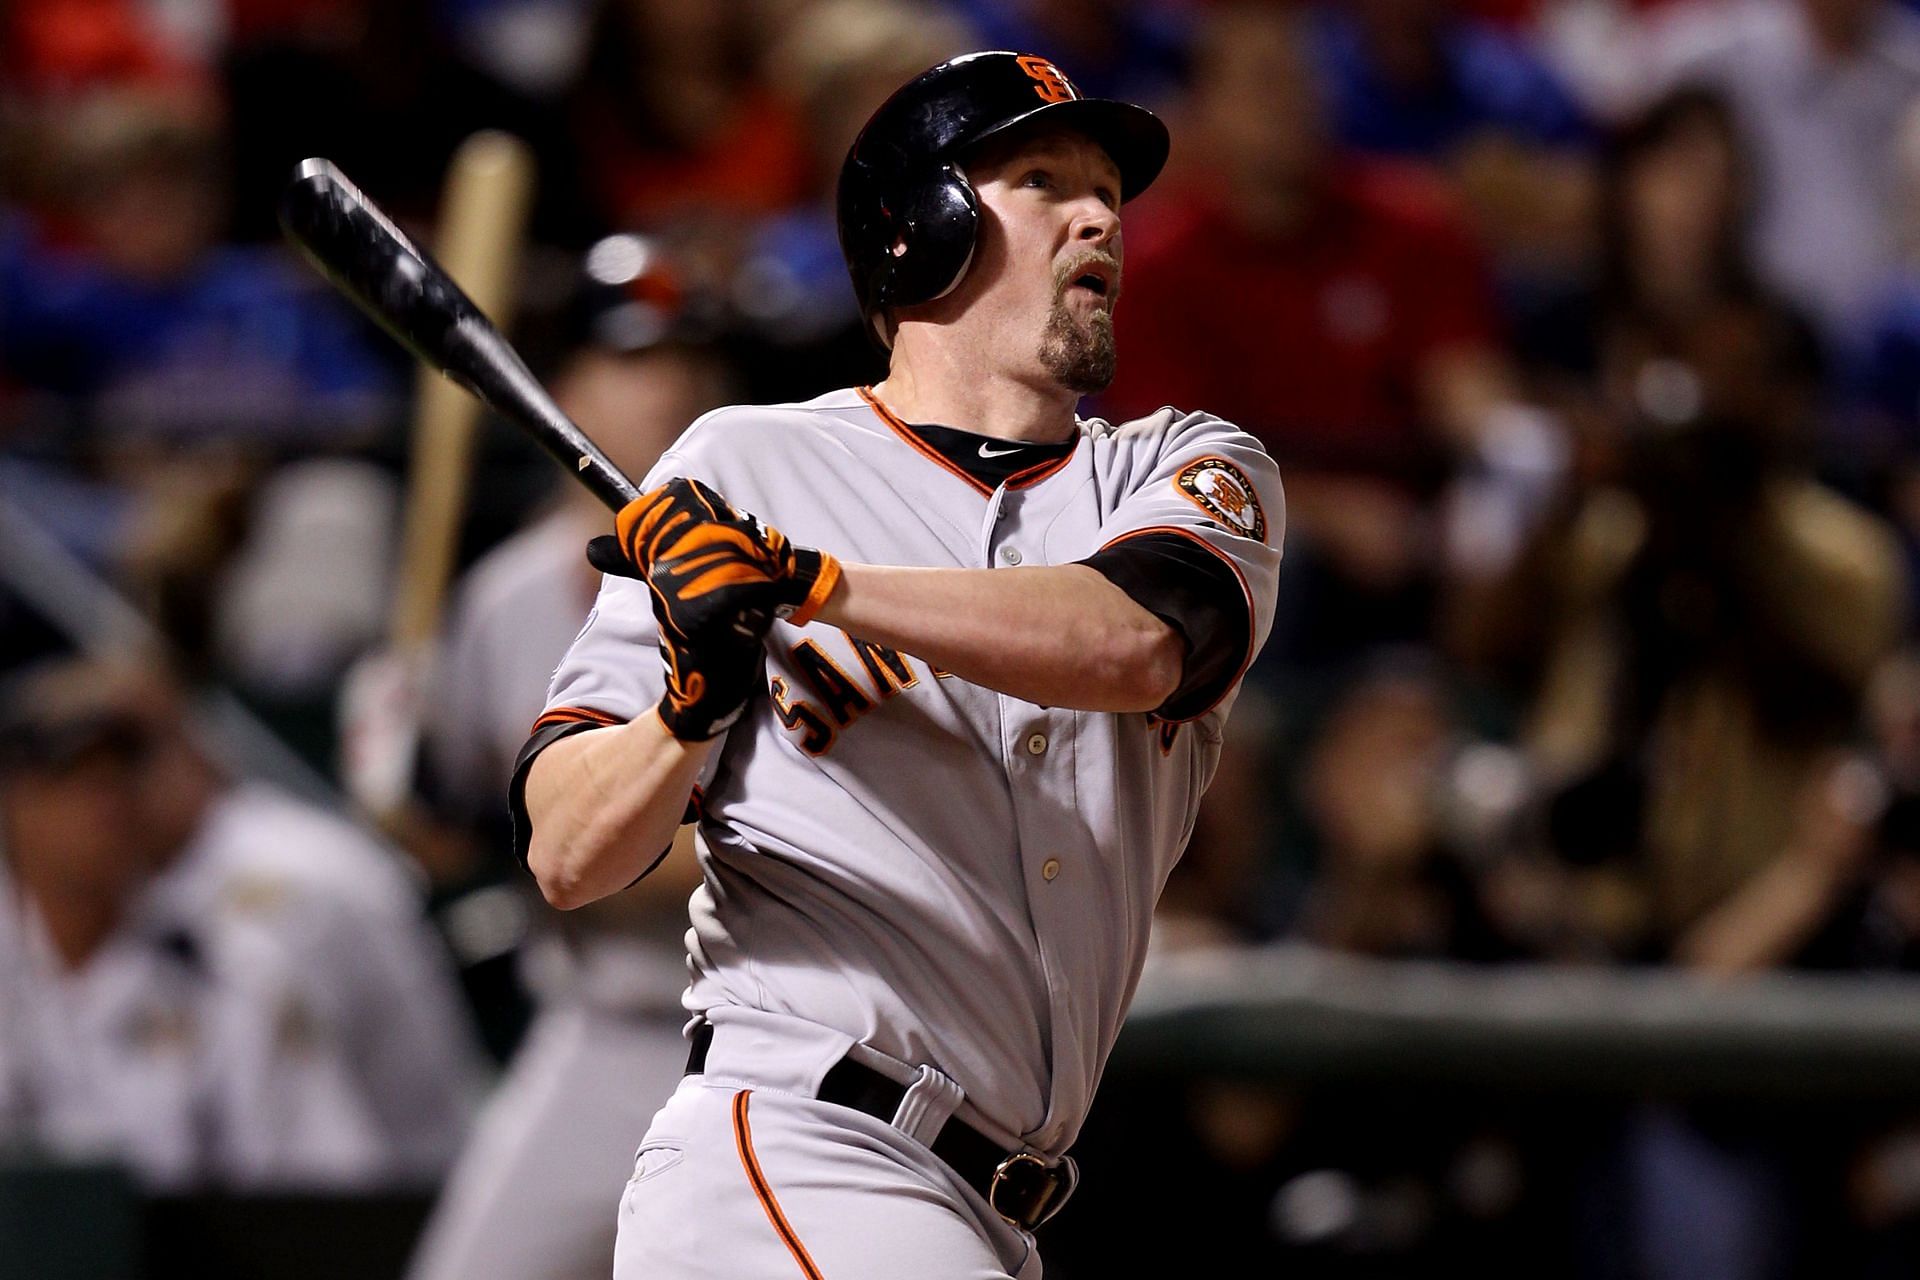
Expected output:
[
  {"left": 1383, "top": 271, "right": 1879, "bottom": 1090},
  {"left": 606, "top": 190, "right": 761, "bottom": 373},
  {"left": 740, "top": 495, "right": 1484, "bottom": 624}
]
[{"left": 977, "top": 443, "right": 1021, "bottom": 458}]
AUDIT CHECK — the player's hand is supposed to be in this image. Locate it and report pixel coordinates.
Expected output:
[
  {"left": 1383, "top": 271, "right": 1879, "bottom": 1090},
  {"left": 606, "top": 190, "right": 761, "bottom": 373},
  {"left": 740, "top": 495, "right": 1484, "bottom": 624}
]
[
  {"left": 650, "top": 612, "right": 766, "bottom": 741},
  {"left": 586, "top": 478, "right": 841, "bottom": 741},
  {"left": 586, "top": 478, "right": 840, "bottom": 627}
]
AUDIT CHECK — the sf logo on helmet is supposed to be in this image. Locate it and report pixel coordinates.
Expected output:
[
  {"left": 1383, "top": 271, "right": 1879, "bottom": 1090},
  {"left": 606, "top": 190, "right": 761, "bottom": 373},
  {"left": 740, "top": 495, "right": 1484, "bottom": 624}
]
[{"left": 1017, "top": 56, "right": 1078, "bottom": 104}]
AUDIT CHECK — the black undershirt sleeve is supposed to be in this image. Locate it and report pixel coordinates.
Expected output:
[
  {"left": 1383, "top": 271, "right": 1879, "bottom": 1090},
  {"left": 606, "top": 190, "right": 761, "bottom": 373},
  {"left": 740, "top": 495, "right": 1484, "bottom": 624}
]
[
  {"left": 508, "top": 720, "right": 602, "bottom": 872},
  {"left": 1078, "top": 532, "right": 1251, "bottom": 721}
]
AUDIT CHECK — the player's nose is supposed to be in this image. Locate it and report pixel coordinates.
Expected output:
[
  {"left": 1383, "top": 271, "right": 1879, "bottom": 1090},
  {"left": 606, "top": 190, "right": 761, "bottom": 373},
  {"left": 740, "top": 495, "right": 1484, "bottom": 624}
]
[{"left": 1070, "top": 196, "right": 1120, "bottom": 247}]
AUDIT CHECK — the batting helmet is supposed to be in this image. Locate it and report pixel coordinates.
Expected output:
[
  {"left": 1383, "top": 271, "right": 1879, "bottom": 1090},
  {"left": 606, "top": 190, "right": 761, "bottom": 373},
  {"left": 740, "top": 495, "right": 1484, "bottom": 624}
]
[{"left": 836, "top": 51, "right": 1170, "bottom": 345}]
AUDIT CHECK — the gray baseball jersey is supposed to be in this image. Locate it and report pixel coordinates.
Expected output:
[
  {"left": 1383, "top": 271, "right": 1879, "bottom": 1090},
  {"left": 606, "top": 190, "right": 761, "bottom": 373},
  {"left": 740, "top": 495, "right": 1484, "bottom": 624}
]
[{"left": 515, "top": 385, "right": 1282, "bottom": 1158}]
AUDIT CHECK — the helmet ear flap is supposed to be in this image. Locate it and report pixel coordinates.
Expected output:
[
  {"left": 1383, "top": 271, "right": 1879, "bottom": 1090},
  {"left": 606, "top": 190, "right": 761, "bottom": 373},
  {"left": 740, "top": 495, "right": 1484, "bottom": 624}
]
[
  {"left": 842, "top": 159, "right": 979, "bottom": 327},
  {"left": 876, "top": 162, "right": 979, "bottom": 310}
]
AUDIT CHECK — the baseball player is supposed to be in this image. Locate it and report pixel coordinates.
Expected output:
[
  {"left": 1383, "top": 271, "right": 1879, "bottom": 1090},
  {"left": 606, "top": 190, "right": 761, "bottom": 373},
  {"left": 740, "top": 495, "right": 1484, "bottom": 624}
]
[{"left": 516, "top": 52, "right": 1284, "bottom": 1279}]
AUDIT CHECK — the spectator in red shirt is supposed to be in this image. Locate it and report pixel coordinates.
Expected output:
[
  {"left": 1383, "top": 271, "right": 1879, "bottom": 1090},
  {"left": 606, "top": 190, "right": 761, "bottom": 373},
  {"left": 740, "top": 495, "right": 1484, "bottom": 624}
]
[
  {"left": 5, "top": 0, "right": 194, "bottom": 96},
  {"left": 566, "top": 0, "right": 809, "bottom": 237},
  {"left": 1104, "top": 1, "right": 1561, "bottom": 663}
]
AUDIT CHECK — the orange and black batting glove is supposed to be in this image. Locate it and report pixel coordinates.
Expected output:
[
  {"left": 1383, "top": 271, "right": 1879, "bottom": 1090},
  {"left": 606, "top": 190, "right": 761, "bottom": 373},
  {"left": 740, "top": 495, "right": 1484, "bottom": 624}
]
[
  {"left": 586, "top": 477, "right": 841, "bottom": 627},
  {"left": 649, "top": 612, "right": 765, "bottom": 741},
  {"left": 586, "top": 478, "right": 842, "bottom": 741}
]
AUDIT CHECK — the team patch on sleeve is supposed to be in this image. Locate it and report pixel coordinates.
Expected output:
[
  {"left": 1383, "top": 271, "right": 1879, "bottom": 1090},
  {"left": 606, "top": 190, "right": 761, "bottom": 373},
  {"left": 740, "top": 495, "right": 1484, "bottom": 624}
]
[{"left": 1174, "top": 457, "right": 1267, "bottom": 542}]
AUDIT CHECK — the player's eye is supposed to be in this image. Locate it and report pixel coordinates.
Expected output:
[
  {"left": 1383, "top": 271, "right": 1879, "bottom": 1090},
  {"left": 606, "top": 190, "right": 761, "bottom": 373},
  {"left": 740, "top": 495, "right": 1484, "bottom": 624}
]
[
  {"left": 1095, "top": 186, "right": 1118, "bottom": 210},
  {"left": 1020, "top": 170, "right": 1051, "bottom": 190}
]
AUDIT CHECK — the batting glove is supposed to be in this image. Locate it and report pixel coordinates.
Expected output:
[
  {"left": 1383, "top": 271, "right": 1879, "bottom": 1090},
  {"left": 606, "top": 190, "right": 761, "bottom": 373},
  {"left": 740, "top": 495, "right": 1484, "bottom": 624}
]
[
  {"left": 649, "top": 611, "right": 766, "bottom": 741},
  {"left": 587, "top": 479, "right": 842, "bottom": 741},
  {"left": 587, "top": 478, "right": 840, "bottom": 626}
]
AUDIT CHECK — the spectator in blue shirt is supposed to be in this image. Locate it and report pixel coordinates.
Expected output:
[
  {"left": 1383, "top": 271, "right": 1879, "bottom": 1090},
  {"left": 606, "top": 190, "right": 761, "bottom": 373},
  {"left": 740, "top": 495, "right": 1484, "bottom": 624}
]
[
  {"left": 0, "top": 88, "right": 400, "bottom": 450},
  {"left": 1312, "top": 0, "right": 1592, "bottom": 160},
  {"left": 938, "top": 0, "right": 1192, "bottom": 107}
]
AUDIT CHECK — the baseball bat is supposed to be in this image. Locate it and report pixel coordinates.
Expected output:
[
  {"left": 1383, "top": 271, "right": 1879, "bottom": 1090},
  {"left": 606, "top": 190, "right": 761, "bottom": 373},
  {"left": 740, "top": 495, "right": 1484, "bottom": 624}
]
[
  {"left": 278, "top": 157, "right": 641, "bottom": 514},
  {"left": 389, "top": 132, "right": 535, "bottom": 655}
]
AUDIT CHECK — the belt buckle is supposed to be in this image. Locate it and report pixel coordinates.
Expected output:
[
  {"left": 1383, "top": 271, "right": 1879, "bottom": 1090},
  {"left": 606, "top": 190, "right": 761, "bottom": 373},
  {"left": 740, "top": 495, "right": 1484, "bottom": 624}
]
[{"left": 987, "top": 1151, "right": 1078, "bottom": 1231}]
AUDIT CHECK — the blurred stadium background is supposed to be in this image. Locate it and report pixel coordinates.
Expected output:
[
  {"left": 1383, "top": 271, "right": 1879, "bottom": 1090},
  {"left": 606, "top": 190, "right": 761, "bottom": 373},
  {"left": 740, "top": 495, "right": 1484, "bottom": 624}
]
[{"left": 10, "top": 0, "right": 1920, "bottom": 1276}]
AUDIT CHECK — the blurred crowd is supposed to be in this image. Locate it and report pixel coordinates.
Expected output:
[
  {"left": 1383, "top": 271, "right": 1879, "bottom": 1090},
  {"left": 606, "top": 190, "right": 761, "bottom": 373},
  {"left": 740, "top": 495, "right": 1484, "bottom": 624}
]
[{"left": 10, "top": 0, "right": 1920, "bottom": 1276}]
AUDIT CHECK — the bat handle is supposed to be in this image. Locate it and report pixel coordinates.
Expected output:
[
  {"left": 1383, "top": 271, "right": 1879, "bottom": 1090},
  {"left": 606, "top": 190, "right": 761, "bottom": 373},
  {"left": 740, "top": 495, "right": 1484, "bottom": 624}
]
[{"left": 455, "top": 318, "right": 642, "bottom": 511}]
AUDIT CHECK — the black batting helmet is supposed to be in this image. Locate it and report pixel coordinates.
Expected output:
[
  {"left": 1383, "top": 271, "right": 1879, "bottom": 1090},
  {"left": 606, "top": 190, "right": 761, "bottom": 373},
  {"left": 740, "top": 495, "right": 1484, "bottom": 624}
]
[{"left": 836, "top": 51, "right": 1170, "bottom": 347}]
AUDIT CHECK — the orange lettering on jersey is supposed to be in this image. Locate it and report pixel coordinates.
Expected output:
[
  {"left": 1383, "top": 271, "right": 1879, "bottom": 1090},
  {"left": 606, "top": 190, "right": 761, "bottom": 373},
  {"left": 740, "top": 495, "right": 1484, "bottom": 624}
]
[
  {"left": 1017, "top": 56, "right": 1077, "bottom": 104},
  {"left": 791, "top": 640, "right": 874, "bottom": 726},
  {"left": 769, "top": 676, "right": 836, "bottom": 755},
  {"left": 773, "top": 638, "right": 937, "bottom": 753},
  {"left": 850, "top": 638, "right": 918, "bottom": 698}
]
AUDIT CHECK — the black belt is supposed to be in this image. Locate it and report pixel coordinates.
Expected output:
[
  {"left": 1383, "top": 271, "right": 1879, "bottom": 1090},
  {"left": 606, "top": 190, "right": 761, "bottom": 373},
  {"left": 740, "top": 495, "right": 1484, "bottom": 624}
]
[{"left": 684, "top": 1023, "right": 1075, "bottom": 1231}]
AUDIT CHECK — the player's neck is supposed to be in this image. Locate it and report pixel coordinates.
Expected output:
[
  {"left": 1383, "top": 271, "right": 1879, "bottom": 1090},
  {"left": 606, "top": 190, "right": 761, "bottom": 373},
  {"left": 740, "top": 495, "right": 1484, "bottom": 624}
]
[{"left": 874, "top": 345, "right": 1080, "bottom": 445}]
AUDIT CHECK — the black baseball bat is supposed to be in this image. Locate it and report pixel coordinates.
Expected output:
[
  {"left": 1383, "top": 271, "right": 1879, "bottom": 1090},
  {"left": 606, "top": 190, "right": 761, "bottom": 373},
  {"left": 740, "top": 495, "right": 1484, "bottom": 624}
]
[{"left": 278, "top": 157, "right": 640, "bottom": 511}]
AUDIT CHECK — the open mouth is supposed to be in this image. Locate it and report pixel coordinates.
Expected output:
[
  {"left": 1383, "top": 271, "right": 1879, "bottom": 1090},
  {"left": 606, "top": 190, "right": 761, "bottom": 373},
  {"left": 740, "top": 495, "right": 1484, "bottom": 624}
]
[{"left": 1068, "top": 267, "right": 1114, "bottom": 300}]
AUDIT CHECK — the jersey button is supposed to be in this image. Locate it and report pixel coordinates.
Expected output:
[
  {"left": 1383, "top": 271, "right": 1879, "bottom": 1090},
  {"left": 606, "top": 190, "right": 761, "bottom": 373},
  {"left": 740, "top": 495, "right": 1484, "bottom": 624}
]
[
  {"left": 1026, "top": 733, "right": 1048, "bottom": 756},
  {"left": 1000, "top": 546, "right": 1023, "bottom": 565},
  {"left": 1042, "top": 858, "right": 1061, "bottom": 882}
]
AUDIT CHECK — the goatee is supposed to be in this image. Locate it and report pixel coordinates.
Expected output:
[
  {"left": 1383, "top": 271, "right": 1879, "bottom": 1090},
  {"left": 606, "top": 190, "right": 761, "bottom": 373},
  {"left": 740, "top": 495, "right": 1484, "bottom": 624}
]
[{"left": 1039, "top": 298, "right": 1117, "bottom": 394}]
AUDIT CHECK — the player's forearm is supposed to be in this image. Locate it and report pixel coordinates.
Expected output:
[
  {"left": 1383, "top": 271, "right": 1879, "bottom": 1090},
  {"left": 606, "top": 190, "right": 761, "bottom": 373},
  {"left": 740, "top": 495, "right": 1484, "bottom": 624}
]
[
  {"left": 814, "top": 562, "right": 1183, "bottom": 711},
  {"left": 523, "top": 713, "right": 714, "bottom": 909}
]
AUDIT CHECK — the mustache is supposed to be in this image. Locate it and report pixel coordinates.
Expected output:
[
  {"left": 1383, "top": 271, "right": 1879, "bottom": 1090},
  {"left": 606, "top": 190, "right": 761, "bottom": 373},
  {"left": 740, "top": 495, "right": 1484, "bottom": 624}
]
[{"left": 1053, "top": 250, "right": 1122, "bottom": 301}]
